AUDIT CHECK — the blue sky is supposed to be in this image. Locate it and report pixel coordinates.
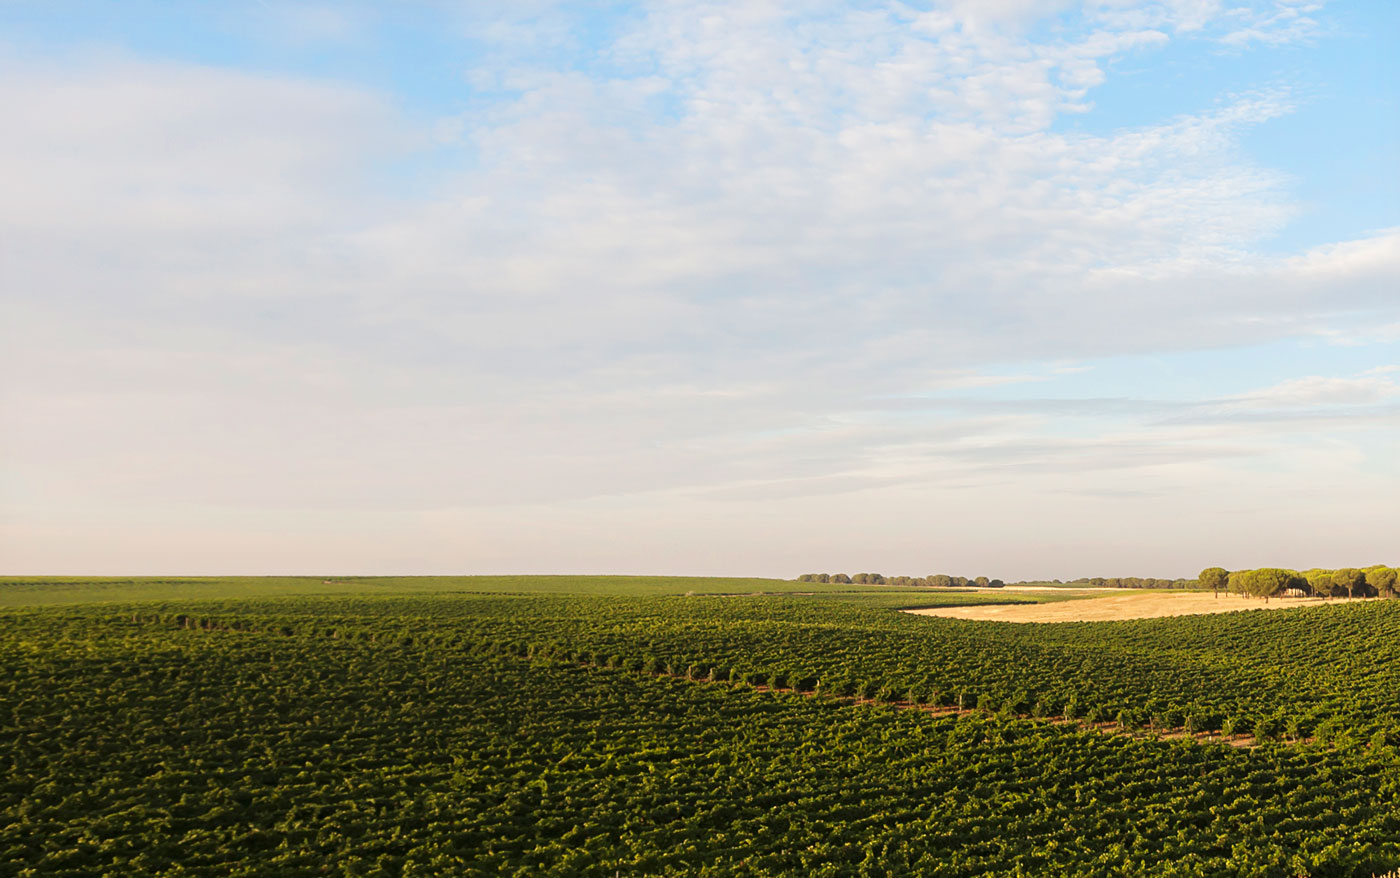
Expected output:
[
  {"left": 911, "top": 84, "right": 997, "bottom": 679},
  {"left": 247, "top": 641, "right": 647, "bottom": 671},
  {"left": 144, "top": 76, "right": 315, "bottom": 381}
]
[{"left": 1, "top": 1, "right": 1396, "bottom": 578}]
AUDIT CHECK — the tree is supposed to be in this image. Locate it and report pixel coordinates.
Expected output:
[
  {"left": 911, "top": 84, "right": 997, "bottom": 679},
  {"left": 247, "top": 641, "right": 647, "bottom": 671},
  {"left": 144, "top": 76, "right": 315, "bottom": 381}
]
[
  {"left": 1332, "top": 568, "right": 1365, "bottom": 600},
  {"left": 974, "top": 576, "right": 990, "bottom": 588},
  {"left": 1303, "top": 569, "right": 1336, "bottom": 598},
  {"left": 1365, "top": 567, "right": 1398, "bottom": 599},
  {"left": 927, "top": 574, "right": 953, "bottom": 588},
  {"left": 830, "top": 573, "right": 851, "bottom": 584},
  {"left": 1229, "top": 568, "right": 1297, "bottom": 602},
  {"left": 1198, "top": 567, "right": 1229, "bottom": 600},
  {"left": 1227, "top": 570, "right": 1249, "bottom": 597}
]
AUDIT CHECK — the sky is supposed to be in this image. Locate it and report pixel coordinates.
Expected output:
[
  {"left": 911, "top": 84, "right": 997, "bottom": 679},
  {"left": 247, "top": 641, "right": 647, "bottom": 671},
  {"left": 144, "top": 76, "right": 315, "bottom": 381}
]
[{"left": 1, "top": 0, "right": 1396, "bottom": 580}]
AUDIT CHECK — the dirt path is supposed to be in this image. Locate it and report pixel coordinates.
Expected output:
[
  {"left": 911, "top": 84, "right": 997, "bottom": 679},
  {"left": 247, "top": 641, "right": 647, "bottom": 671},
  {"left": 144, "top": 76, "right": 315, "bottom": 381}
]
[
  {"left": 651, "top": 669, "right": 1273, "bottom": 748},
  {"left": 905, "top": 591, "right": 1363, "bottom": 623}
]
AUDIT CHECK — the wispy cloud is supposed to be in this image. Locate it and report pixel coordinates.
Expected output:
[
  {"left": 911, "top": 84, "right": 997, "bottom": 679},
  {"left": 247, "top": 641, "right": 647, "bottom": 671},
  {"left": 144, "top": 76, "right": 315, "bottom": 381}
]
[
  {"left": 1216, "top": 0, "right": 1328, "bottom": 47},
  {"left": 1232, "top": 371, "right": 1400, "bottom": 408}
]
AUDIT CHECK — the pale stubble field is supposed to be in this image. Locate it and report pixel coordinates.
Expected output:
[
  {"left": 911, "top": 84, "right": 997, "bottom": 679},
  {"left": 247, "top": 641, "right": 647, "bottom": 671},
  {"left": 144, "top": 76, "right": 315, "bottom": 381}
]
[{"left": 905, "top": 589, "right": 1365, "bottom": 622}]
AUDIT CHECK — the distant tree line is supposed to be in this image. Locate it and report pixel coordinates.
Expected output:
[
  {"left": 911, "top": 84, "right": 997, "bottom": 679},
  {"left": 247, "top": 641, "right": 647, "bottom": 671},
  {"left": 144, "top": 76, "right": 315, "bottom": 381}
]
[
  {"left": 796, "top": 573, "right": 1005, "bottom": 588},
  {"left": 1064, "top": 577, "right": 1194, "bottom": 589},
  {"left": 1198, "top": 565, "right": 1398, "bottom": 602}
]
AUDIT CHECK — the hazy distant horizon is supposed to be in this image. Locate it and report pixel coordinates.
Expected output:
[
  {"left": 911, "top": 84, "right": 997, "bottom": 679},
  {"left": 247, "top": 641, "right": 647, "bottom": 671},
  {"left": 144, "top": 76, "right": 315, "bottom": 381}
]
[
  {"left": 0, "top": 564, "right": 1387, "bottom": 585},
  {"left": 2, "top": 2, "right": 1396, "bottom": 578}
]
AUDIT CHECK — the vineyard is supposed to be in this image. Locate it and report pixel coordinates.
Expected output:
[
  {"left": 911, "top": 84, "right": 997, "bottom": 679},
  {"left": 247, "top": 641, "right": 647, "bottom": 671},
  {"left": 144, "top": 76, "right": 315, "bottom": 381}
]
[{"left": 2, "top": 577, "right": 1397, "bottom": 876}]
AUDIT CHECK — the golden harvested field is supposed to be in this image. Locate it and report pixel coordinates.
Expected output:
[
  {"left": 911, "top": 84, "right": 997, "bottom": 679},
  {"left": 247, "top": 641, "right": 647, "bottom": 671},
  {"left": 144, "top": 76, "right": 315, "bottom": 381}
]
[{"left": 905, "top": 590, "right": 1362, "bottom": 623}]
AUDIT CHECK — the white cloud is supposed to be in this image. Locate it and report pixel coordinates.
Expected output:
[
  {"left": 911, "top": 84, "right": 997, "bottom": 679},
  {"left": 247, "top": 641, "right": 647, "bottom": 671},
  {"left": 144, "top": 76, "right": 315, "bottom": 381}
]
[
  {"left": 1090, "top": 0, "right": 1327, "bottom": 45},
  {"left": 1232, "top": 371, "right": 1400, "bottom": 408},
  {"left": 1216, "top": 0, "right": 1327, "bottom": 47}
]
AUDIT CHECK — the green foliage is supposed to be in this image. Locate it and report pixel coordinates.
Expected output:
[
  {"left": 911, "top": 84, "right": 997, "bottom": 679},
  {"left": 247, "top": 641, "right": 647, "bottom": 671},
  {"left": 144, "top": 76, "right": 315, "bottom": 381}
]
[
  {"left": 1227, "top": 568, "right": 1305, "bottom": 601},
  {"left": 1304, "top": 569, "right": 1336, "bottom": 596},
  {"left": 0, "top": 575, "right": 840, "bottom": 608},
  {"left": 1065, "top": 577, "right": 1197, "bottom": 589},
  {"left": 1, "top": 578, "right": 1398, "bottom": 876},
  {"left": 370, "top": 590, "right": 1400, "bottom": 746},
  {"left": 1333, "top": 568, "right": 1367, "bottom": 599},
  {"left": 1198, "top": 567, "right": 1229, "bottom": 594},
  {"left": 3, "top": 630, "right": 1397, "bottom": 877},
  {"left": 1368, "top": 567, "right": 1400, "bottom": 599}
]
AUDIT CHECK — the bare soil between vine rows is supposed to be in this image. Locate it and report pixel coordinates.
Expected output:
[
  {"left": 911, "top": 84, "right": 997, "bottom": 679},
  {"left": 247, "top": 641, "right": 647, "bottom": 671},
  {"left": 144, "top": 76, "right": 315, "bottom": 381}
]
[{"left": 639, "top": 668, "right": 1274, "bottom": 749}]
